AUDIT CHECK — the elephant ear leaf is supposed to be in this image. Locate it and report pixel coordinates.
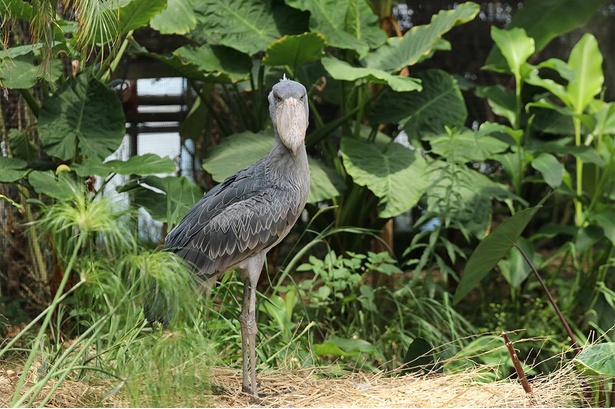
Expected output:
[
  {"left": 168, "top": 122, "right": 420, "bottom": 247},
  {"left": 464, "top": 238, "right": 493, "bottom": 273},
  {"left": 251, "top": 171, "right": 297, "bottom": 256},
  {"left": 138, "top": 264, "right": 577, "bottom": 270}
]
[
  {"left": 574, "top": 343, "right": 615, "bottom": 377},
  {"left": 73, "top": 154, "right": 176, "bottom": 178},
  {"left": 263, "top": 32, "right": 326, "bottom": 70},
  {"left": 38, "top": 73, "right": 125, "bottom": 161},
  {"left": 28, "top": 171, "right": 79, "bottom": 201},
  {"left": 341, "top": 137, "right": 428, "bottom": 218},
  {"left": 118, "top": 175, "right": 202, "bottom": 224},
  {"left": 0, "top": 157, "right": 28, "bottom": 183},
  {"left": 453, "top": 194, "right": 551, "bottom": 304},
  {"left": 193, "top": 0, "right": 304, "bottom": 56},
  {"left": 150, "top": 0, "right": 197, "bottom": 35},
  {"left": 202, "top": 131, "right": 344, "bottom": 203}
]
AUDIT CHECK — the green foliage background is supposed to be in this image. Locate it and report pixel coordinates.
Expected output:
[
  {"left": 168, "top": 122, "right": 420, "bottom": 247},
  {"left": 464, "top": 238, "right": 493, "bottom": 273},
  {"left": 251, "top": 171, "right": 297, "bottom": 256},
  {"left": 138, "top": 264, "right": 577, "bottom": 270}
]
[{"left": 0, "top": 0, "right": 613, "bottom": 406}]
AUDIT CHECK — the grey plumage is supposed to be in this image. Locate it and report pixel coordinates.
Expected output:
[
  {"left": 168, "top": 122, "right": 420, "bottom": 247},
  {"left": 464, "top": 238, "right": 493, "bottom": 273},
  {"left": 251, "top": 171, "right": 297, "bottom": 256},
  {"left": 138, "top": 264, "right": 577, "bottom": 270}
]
[{"left": 163, "top": 78, "right": 310, "bottom": 397}]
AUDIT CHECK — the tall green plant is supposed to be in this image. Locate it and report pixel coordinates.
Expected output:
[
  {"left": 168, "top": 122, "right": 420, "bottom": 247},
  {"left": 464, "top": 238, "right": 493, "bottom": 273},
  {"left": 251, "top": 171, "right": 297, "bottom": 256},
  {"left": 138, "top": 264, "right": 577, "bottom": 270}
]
[
  {"left": 0, "top": 169, "right": 206, "bottom": 407},
  {"left": 0, "top": 0, "right": 205, "bottom": 310},
  {"left": 478, "top": 25, "right": 614, "bottom": 335}
]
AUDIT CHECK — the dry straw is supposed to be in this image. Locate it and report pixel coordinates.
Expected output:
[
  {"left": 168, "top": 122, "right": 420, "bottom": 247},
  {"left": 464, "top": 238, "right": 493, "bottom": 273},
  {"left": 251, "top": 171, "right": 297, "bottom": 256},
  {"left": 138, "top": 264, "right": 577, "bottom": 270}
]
[
  {"left": 204, "top": 359, "right": 590, "bottom": 408},
  {"left": 1, "top": 352, "right": 595, "bottom": 408}
]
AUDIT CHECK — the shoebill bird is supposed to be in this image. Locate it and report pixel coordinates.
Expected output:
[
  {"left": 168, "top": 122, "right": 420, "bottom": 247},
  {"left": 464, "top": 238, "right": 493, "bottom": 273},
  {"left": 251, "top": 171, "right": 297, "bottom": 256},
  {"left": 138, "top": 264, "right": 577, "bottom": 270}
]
[{"left": 164, "top": 78, "right": 310, "bottom": 397}]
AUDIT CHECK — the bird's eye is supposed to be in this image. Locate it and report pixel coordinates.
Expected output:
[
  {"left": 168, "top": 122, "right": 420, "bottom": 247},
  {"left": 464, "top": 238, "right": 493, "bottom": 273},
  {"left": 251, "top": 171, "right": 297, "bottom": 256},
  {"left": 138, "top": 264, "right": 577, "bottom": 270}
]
[{"left": 274, "top": 94, "right": 281, "bottom": 102}]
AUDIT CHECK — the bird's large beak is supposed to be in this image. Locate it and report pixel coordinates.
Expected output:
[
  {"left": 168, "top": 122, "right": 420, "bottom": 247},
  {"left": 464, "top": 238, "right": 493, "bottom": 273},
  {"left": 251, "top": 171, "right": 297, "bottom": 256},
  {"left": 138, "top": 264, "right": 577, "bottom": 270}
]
[{"left": 276, "top": 97, "right": 307, "bottom": 156}]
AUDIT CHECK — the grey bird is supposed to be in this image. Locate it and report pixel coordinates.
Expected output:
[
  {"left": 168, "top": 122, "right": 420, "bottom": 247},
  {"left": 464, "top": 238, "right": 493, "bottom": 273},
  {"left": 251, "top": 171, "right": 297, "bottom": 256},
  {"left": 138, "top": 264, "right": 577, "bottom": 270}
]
[{"left": 164, "top": 78, "right": 310, "bottom": 397}]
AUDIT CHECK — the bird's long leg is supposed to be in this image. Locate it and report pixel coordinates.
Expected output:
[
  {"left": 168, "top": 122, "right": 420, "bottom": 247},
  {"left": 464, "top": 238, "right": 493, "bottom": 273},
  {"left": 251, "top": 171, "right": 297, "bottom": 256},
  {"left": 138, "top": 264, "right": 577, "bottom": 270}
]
[
  {"left": 239, "top": 275, "right": 252, "bottom": 394},
  {"left": 239, "top": 255, "right": 264, "bottom": 398}
]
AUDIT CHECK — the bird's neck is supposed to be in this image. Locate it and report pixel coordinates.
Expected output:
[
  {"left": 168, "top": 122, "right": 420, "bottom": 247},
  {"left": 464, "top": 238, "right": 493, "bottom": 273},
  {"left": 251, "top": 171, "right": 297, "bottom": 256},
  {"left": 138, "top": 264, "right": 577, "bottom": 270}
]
[
  {"left": 269, "top": 135, "right": 309, "bottom": 179},
  {"left": 271, "top": 134, "right": 307, "bottom": 162}
]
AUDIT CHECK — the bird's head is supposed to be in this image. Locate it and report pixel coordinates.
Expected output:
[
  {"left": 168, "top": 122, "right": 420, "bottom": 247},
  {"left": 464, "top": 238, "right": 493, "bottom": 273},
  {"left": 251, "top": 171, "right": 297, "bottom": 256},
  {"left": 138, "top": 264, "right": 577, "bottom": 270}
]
[{"left": 268, "top": 77, "right": 309, "bottom": 156}]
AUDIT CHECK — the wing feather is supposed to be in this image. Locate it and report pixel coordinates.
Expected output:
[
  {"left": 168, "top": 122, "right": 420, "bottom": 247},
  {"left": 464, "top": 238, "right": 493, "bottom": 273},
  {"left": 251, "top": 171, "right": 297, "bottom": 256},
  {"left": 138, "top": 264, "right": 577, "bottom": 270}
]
[{"left": 164, "top": 162, "right": 303, "bottom": 279}]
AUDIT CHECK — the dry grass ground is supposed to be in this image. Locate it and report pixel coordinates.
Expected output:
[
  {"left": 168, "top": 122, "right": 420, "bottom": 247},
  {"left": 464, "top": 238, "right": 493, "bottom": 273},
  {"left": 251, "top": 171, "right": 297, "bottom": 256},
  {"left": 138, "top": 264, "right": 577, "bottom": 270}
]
[
  {"left": 1, "top": 359, "right": 593, "bottom": 407},
  {"left": 203, "top": 364, "right": 590, "bottom": 408}
]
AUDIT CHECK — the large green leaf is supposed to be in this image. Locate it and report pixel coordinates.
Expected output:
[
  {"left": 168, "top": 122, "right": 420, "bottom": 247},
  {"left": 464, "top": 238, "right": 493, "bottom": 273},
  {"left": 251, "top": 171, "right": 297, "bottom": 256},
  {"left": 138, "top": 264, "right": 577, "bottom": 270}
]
[
  {"left": 475, "top": 85, "right": 517, "bottom": 126},
  {"left": 453, "top": 197, "right": 548, "bottom": 304},
  {"left": 525, "top": 74, "right": 572, "bottom": 110},
  {"left": 531, "top": 153, "right": 564, "bottom": 188},
  {"left": 594, "top": 101, "right": 615, "bottom": 135},
  {"left": 363, "top": 2, "right": 479, "bottom": 71},
  {"left": 341, "top": 137, "right": 428, "bottom": 218},
  {"left": 307, "top": 158, "right": 345, "bottom": 203},
  {"left": 28, "top": 171, "right": 78, "bottom": 201},
  {"left": 574, "top": 343, "right": 615, "bottom": 377},
  {"left": 485, "top": 26, "right": 534, "bottom": 78},
  {"left": 8, "top": 129, "right": 37, "bottom": 162},
  {"left": 322, "top": 56, "right": 422, "bottom": 92},
  {"left": 313, "top": 336, "right": 383, "bottom": 359},
  {"left": 344, "top": 0, "right": 387, "bottom": 50},
  {"left": 202, "top": 131, "right": 342, "bottom": 203},
  {"left": 118, "top": 0, "right": 167, "bottom": 34},
  {"left": 173, "top": 45, "right": 252, "bottom": 83},
  {"left": 0, "top": 55, "right": 40, "bottom": 89},
  {"left": 0, "top": 157, "right": 28, "bottom": 183},
  {"left": 529, "top": 108, "right": 575, "bottom": 136},
  {"left": 38, "top": 73, "right": 126, "bottom": 161},
  {"left": 567, "top": 33, "right": 604, "bottom": 114},
  {"left": 203, "top": 131, "right": 271, "bottom": 180},
  {"left": 369, "top": 69, "right": 466, "bottom": 137},
  {"left": 263, "top": 33, "right": 326, "bottom": 70},
  {"left": 534, "top": 142, "right": 604, "bottom": 167},
  {"left": 589, "top": 205, "right": 615, "bottom": 246},
  {"left": 402, "top": 338, "right": 434, "bottom": 374},
  {"left": 118, "top": 175, "right": 202, "bottom": 224},
  {"left": 179, "top": 96, "right": 208, "bottom": 140},
  {"left": 0, "top": 43, "right": 46, "bottom": 59},
  {"left": 498, "top": 237, "right": 538, "bottom": 288},
  {"left": 0, "top": 53, "right": 62, "bottom": 89},
  {"left": 287, "top": 0, "right": 377, "bottom": 58},
  {"left": 477, "top": 122, "right": 523, "bottom": 145},
  {"left": 426, "top": 129, "right": 509, "bottom": 162},
  {"left": 1, "top": 0, "right": 33, "bottom": 20},
  {"left": 193, "top": 0, "right": 305, "bottom": 56},
  {"left": 486, "top": 0, "right": 606, "bottom": 70},
  {"left": 149, "top": 0, "right": 196, "bottom": 35},
  {"left": 72, "top": 154, "right": 176, "bottom": 178}
]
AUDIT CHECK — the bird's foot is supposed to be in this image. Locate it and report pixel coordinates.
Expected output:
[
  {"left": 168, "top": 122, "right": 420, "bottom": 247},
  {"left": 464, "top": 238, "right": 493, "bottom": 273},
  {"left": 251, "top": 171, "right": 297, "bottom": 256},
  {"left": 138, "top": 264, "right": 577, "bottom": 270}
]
[
  {"left": 257, "top": 387, "right": 295, "bottom": 397},
  {"left": 242, "top": 384, "right": 295, "bottom": 401},
  {"left": 241, "top": 385, "right": 262, "bottom": 404}
]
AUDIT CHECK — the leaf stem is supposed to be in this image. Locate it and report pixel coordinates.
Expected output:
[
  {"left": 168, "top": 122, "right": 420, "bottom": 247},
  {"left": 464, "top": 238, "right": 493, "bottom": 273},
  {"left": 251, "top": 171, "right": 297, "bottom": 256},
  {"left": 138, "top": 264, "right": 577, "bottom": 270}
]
[
  {"left": 573, "top": 117, "right": 584, "bottom": 227},
  {"left": 513, "top": 242, "right": 580, "bottom": 353},
  {"left": 353, "top": 85, "right": 365, "bottom": 139},
  {"left": 19, "top": 88, "right": 40, "bottom": 116},
  {"left": 100, "top": 30, "right": 134, "bottom": 82},
  {"left": 514, "top": 74, "right": 523, "bottom": 197}
]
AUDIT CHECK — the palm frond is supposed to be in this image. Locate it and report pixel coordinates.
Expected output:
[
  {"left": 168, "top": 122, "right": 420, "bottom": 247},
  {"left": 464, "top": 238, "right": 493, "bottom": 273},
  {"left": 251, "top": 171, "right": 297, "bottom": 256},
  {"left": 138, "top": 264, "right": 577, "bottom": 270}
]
[{"left": 69, "top": 0, "right": 121, "bottom": 62}]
